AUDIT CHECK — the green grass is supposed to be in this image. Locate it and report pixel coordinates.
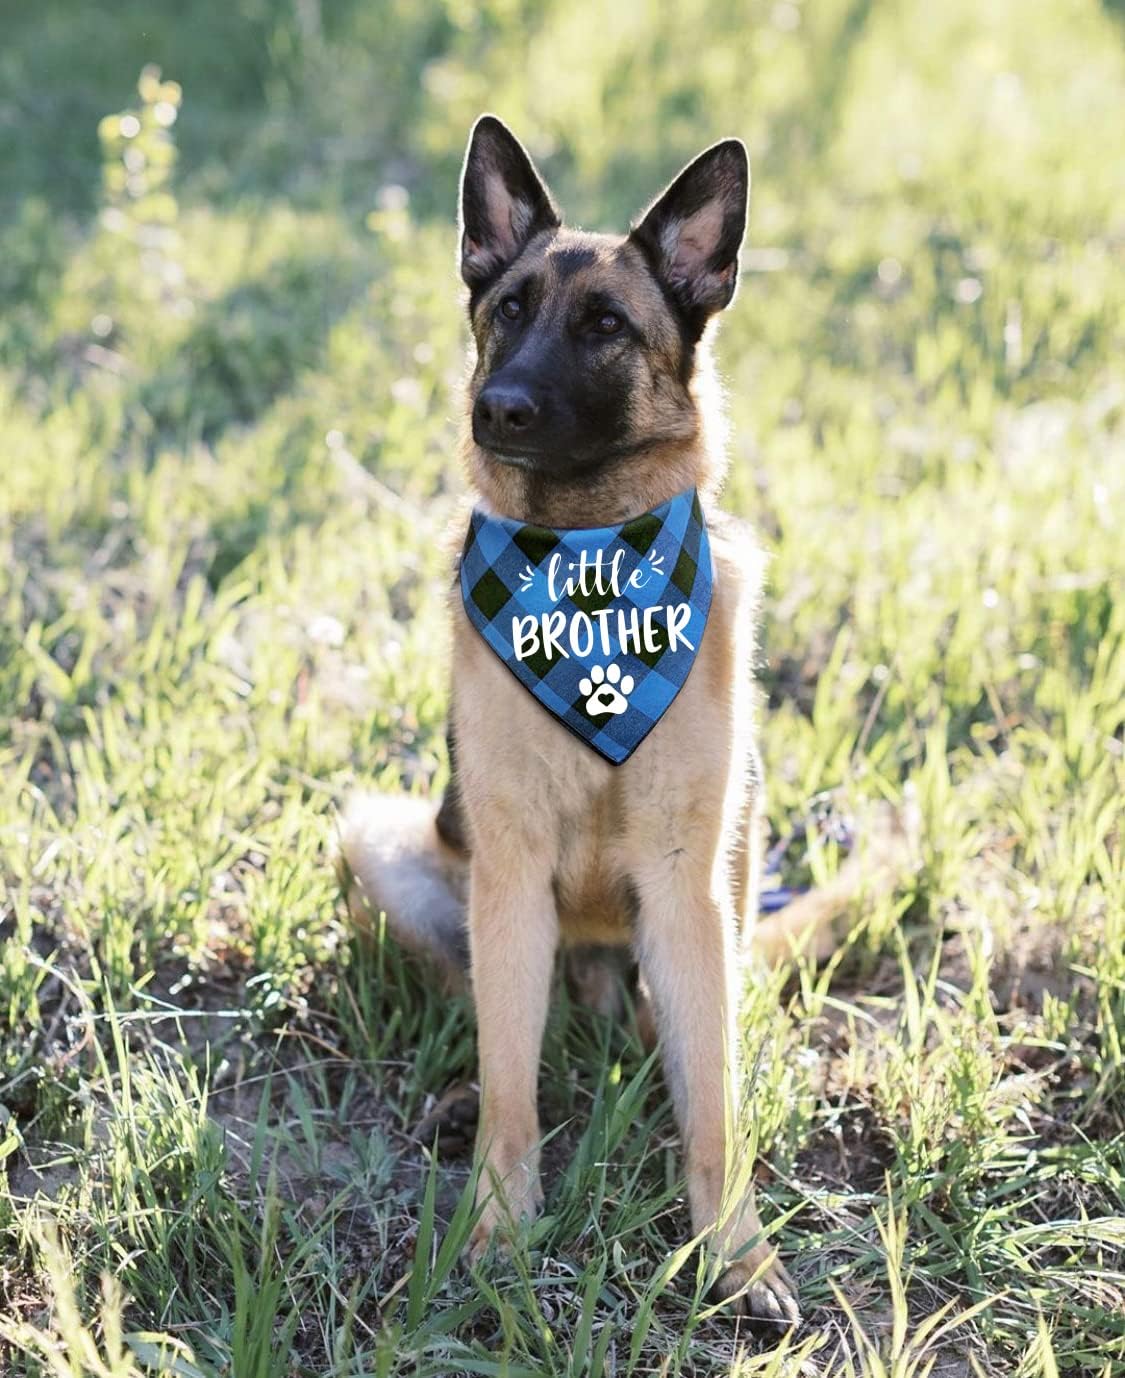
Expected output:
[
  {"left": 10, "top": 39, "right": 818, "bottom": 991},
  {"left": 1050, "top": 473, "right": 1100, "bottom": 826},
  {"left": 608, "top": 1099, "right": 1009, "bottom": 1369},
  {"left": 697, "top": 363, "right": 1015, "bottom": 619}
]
[{"left": 1, "top": 0, "right": 1123, "bottom": 1372}]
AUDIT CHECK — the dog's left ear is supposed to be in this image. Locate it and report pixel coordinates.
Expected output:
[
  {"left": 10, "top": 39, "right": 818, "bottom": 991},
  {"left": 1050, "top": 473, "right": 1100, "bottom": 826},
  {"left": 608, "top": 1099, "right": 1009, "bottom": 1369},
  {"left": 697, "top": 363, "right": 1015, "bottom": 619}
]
[{"left": 630, "top": 139, "right": 749, "bottom": 339}]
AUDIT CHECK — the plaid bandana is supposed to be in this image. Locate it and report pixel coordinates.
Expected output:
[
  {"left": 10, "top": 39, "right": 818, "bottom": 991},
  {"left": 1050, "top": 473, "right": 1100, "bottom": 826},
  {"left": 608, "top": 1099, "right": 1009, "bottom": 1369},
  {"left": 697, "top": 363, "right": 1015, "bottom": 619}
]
[{"left": 459, "top": 488, "right": 713, "bottom": 764}]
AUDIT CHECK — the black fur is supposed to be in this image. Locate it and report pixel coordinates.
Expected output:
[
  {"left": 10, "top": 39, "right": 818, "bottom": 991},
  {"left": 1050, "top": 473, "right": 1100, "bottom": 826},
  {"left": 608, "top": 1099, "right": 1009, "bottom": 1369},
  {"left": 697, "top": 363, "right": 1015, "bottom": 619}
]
[{"left": 471, "top": 265, "right": 636, "bottom": 477}]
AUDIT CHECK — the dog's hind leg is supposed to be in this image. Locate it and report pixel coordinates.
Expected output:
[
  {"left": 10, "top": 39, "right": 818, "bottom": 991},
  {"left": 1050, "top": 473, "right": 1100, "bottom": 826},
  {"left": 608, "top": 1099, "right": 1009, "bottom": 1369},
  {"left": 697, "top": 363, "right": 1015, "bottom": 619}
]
[
  {"left": 749, "top": 796, "right": 921, "bottom": 964},
  {"left": 336, "top": 791, "right": 470, "bottom": 990}
]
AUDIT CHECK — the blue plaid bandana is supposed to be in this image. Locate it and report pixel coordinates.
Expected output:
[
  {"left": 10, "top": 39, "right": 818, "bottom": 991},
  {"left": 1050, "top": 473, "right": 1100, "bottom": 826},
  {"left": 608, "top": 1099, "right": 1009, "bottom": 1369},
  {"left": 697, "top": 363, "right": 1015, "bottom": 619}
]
[{"left": 459, "top": 487, "right": 713, "bottom": 765}]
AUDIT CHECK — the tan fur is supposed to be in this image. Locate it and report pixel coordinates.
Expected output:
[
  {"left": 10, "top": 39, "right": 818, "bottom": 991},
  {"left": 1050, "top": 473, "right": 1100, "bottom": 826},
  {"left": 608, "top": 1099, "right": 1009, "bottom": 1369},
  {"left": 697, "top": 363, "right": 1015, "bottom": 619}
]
[
  {"left": 338, "top": 132, "right": 918, "bottom": 1328},
  {"left": 338, "top": 481, "right": 913, "bottom": 1319},
  {"left": 339, "top": 793, "right": 469, "bottom": 990},
  {"left": 340, "top": 459, "right": 803, "bottom": 1320},
  {"left": 442, "top": 443, "right": 806, "bottom": 1309},
  {"left": 342, "top": 270, "right": 787, "bottom": 1319}
]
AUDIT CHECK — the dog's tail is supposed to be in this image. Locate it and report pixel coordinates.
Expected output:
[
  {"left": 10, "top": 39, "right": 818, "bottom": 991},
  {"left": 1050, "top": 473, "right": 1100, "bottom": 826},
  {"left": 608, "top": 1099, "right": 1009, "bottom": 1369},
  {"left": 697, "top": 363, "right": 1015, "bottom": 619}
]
[
  {"left": 336, "top": 793, "right": 471, "bottom": 989},
  {"left": 335, "top": 790, "right": 919, "bottom": 975}
]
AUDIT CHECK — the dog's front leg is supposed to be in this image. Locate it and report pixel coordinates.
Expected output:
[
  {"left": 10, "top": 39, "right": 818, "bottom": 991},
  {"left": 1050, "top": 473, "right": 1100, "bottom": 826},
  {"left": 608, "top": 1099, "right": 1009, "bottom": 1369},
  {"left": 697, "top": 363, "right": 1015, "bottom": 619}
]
[
  {"left": 633, "top": 857, "right": 799, "bottom": 1326},
  {"left": 465, "top": 851, "right": 558, "bottom": 1262}
]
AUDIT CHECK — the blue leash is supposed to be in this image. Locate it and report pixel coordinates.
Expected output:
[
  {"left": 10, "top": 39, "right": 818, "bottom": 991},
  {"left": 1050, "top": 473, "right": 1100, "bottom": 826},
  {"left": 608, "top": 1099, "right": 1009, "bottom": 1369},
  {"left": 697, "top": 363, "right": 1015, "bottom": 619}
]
[{"left": 758, "top": 793, "right": 857, "bottom": 914}]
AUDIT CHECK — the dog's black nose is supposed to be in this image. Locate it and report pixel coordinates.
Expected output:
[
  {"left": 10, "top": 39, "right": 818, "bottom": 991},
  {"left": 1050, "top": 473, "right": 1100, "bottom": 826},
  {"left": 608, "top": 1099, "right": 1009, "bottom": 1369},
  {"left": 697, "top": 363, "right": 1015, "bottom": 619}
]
[{"left": 473, "top": 382, "right": 540, "bottom": 446}]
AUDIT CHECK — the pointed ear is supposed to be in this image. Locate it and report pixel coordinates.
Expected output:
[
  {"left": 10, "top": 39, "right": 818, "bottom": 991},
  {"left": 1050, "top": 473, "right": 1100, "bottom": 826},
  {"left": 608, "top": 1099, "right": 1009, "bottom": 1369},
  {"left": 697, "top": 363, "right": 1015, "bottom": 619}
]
[
  {"left": 459, "top": 115, "right": 560, "bottom": 289},
  {"left": 629, "top": 139, "right": 749, "bottom": 337}
]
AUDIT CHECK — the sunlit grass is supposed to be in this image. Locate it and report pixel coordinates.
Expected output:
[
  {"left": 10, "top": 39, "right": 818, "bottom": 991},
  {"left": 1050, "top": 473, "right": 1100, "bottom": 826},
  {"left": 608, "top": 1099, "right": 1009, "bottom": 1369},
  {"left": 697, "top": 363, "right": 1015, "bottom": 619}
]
[{"left": 1, "top": 0, "right": 1123, "bottom": 1372}]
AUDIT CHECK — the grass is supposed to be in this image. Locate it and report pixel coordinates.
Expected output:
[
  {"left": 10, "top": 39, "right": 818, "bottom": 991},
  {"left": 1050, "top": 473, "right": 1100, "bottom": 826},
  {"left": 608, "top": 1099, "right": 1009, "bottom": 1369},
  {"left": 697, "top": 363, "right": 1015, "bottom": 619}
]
[{"left": 1, "top": 0, "right": 1123, "bottom": 1372}]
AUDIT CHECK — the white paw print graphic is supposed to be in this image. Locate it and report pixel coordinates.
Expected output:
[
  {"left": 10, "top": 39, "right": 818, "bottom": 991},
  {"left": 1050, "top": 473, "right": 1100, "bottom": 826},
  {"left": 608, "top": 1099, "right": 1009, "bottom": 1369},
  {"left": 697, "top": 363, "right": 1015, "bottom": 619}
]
[{"left": 578, "top": 663, "right": 635, "bottom": 716}]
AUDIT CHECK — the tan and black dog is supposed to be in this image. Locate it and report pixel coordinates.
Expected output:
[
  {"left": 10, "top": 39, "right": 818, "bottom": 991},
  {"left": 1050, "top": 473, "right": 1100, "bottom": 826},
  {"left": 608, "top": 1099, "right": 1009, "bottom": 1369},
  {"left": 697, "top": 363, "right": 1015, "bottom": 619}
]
[{"left": 339, "top": 115, "right": 910, "bottom": 1325}]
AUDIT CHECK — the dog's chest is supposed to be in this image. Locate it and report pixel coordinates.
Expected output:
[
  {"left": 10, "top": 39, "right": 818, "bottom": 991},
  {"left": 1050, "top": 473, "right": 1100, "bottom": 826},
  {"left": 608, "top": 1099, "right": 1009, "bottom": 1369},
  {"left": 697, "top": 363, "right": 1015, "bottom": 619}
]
[{"left": 450, "top": 532, "right": 753, "bottom": 944}]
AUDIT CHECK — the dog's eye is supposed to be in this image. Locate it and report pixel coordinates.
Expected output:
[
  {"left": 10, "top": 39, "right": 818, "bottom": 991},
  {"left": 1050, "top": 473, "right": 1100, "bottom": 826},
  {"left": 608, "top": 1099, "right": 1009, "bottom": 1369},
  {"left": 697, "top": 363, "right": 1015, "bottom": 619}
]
[
  {"left": 499, "top": 297, "right": 522, "bottom": 321},
  {"left": 593, "top": 311, "right": 622, "bottom": 335}
]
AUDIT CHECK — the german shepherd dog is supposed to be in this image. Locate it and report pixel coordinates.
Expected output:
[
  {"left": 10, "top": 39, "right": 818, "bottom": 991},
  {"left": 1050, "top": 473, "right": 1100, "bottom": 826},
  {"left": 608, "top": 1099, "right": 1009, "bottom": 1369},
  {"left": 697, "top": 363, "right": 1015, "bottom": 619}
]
[{"left": 340, "top": 115, "right": 907, "bottom": 1326}]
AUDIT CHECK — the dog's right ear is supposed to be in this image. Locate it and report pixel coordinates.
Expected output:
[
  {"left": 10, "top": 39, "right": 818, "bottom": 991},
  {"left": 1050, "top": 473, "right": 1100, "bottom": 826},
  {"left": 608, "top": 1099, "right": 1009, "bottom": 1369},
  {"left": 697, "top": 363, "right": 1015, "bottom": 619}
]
[{"left": 459, "top": 115, "right": 560, "bottom": 289}]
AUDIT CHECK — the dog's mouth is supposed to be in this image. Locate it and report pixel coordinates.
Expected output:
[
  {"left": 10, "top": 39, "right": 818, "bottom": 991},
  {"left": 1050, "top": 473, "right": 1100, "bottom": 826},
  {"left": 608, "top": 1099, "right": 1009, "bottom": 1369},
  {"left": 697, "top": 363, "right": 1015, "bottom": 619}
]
[
  {"left": 486, "top": 444, "right": 548, "bottom": 469},
  {"left": 479, "top": 439, "right": 640, "bottom": 479}
]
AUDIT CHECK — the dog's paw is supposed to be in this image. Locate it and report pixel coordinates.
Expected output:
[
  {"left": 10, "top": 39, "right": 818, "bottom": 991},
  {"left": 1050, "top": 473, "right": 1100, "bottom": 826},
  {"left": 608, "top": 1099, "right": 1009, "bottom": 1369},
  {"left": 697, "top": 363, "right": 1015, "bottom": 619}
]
[
  {"left": 712, "top": 1247, "right": 800, "bottom": 1328},
  {"left": 465, "top": 1171, "right": 542, "bottom": 1267},
  {"left": 466, "top": 1209, "right": 505, "bottom": 1267},
  {"left": 578, "top": 663, "right": 635, "bottom": 716}
]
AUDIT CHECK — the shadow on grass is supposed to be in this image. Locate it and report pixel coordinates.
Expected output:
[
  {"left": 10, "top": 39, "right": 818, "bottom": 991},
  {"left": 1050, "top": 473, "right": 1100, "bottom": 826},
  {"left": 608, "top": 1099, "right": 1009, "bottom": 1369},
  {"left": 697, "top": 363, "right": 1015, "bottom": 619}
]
[
  {"left": 0, "top": 0, "right": 451, "bottom": 224},
  {"left": 134, "top": 247, "right": 365, "bottom": 445}
]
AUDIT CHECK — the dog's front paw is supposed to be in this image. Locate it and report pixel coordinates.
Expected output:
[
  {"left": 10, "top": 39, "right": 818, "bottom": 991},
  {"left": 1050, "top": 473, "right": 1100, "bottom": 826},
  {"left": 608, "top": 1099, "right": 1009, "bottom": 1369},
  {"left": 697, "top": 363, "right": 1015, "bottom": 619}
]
[
  {"left": 466, "top": 1205, "right": 503, "bottom": 1267},
  {"left": 466, "top": 1170, "right": 543, "bottom": 1266},
  {"left": 712, "top": 1245, "right": 800, "bottom": 1328}
]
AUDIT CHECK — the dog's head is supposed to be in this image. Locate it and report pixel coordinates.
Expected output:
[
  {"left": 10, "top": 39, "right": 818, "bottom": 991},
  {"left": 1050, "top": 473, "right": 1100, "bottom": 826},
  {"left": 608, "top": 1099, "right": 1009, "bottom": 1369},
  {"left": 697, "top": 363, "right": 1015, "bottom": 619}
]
[{"left": 459, "top": 116, "right": 749, "bottom": 492}]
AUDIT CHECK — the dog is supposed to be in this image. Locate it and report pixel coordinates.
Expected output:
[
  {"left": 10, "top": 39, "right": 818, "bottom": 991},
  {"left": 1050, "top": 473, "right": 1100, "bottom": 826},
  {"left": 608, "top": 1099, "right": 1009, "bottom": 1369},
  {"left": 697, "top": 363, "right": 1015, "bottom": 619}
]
[{"left": 339, "top": 115, "right": 912, "bottom": 1326}]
